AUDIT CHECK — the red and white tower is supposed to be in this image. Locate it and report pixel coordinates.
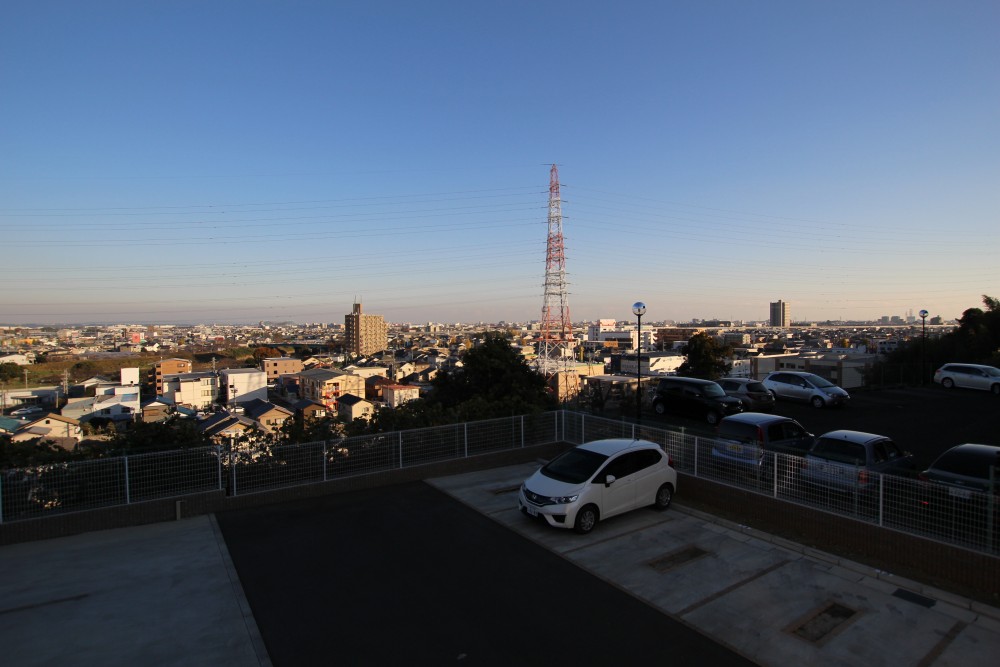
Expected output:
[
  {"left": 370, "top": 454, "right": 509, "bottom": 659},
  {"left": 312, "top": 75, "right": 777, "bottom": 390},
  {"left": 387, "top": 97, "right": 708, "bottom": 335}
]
[{"left": 538, "top": 164, "right": 572, "bottom": 372}]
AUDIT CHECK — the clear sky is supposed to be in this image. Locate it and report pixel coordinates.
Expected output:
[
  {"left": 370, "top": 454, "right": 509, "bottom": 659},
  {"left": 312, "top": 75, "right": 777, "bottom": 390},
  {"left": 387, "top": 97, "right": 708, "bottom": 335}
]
[{"left": 2, "top": 1, "right": 997, "bottom": 326}]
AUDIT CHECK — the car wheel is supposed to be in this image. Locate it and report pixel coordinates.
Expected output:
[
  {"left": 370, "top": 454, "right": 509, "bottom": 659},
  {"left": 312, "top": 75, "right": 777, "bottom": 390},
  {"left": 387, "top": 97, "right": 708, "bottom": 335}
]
[
  {"left": 653, "top": 483, "right": 674, "bottom": 510},
  {"left": 810, "top": 396, "right": 825, "bottom": 409},
  {"left": 573, "top": 504, "right": 599, "bottom": 534},
  {"left": 706, "top": 411, "right": 720, "bottom": 425},
  {"left": 942, "top": 377, "right": 954, "bottom": 389},
  {"left": 653, "top": 401, "right": 666, "bottom": 415}
]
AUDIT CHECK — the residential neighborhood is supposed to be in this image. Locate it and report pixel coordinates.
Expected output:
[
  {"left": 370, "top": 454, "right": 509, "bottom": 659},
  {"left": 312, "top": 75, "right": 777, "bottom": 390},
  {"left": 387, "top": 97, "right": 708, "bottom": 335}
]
[{"left": 0, "top": 304, "right": 954, "bottom": 456}]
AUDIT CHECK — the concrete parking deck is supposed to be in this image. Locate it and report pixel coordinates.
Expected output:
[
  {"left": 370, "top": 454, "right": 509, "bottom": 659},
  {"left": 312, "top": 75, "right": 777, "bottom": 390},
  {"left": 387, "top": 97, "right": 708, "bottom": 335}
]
[
  {"left": 429, "top": 463, "right": 1000, "bottom": 667},
  {"left": 0, "top": 463, "right": 997, "bottom": 666}
]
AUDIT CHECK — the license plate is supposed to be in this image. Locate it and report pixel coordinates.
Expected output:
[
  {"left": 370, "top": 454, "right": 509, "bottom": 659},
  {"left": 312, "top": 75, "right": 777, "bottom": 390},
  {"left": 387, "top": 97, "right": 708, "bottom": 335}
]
[
  {"left": 727, "top": 443, "right": 742, "bottom": 454},
  {"left": 525, "top": 505, "right": 538, "bottom": 517},
  {"left": 948, "top": 487, "right": 972, "bottom": 499}
]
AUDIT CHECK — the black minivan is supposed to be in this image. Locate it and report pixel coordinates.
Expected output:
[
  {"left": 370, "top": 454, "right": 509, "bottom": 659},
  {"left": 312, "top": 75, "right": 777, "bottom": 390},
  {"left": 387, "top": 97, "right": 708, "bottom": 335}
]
[{"left": 651, "top": 377, "right": 743, "bottom": 425}]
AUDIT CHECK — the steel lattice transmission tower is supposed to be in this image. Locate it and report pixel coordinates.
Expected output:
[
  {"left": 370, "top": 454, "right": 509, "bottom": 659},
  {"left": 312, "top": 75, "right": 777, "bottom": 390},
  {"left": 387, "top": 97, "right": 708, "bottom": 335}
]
[{"left": 537, "top": 164, "right": 573, "bottom": 373}]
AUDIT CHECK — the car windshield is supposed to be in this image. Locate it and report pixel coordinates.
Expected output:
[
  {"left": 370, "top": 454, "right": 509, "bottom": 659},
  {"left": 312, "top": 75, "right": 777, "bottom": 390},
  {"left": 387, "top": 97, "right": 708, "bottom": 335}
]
[
  {"left": 541, "top": 448, "right": 609, "bottom": 484},
  {"left": 985, "top": 367, "right": 1000, "bottom": 377},
  {"left": 806, "top": 374, "right": 835, "bottom": 388},
  {"left": 702, "top": 383, "right": 726, "bottom": 397}
]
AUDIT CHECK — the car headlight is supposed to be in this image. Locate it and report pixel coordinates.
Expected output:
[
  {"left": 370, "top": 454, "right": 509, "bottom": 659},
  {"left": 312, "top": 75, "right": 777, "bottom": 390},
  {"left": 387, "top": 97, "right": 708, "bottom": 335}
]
[{"left": 551, "top": 494, "right": 579, "bottom": 504}]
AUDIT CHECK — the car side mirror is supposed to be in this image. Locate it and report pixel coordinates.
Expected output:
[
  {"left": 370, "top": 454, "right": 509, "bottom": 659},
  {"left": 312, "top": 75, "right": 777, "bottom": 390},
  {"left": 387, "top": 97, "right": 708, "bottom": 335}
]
[{"left": 605, "top": 474, "right": 616, "bottom": 487}]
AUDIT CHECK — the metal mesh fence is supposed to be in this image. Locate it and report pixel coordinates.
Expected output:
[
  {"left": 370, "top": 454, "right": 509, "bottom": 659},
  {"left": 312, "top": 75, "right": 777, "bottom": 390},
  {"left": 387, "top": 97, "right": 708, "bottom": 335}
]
[
  {"left": 569, "top": 413, "right": 999, "bottom": 556},
  {"left": 2, "top": 411, "right": 996, "bottom": 557}
]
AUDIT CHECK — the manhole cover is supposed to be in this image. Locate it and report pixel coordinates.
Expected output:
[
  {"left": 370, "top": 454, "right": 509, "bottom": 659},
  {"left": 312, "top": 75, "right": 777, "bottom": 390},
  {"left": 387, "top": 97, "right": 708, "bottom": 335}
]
[
  {"left": 791, "top": 602, "right": 858, "bottom": 643},
  {"left": 648, "top": 545, "right": 709, "bottom": 572}
]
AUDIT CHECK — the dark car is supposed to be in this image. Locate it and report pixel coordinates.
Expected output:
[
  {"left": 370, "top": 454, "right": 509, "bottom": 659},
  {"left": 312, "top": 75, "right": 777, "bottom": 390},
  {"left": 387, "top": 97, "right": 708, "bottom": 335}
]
[
  {"left": 918, "top": 444, "right": 1000, "bottom": 545},
  {"left": 920, "top": 444, "right": 1000, "bottom": 495},
  {"left": 713, "top": 413, "right": 814, "bottom": 465},
  {"left": 711, "top": 413, "right": 814, "bottom": 486},
  {"left": 717, "top": 378, "right": 776, "bottom": 412},
  {"left": 651, "top": 377, "right": 742, "bottom": 425}
]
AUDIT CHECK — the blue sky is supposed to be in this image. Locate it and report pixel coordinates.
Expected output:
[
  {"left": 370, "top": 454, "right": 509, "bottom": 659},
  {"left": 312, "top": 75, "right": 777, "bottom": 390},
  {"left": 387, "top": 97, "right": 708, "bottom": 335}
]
[{"left": 2, "top": 1, "right": 997, "bottom": 325}]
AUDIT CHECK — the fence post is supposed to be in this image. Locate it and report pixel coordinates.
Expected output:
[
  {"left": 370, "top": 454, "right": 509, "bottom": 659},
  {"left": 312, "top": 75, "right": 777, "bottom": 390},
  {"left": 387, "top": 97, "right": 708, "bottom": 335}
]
[
  {"left": 877, "top": 474, "right": 884, "bottom": 527},
  {"left": 693, "top": 435, "right": 698, "bottom": 477},
  {"left": 398, "top": 432, "right": 404, "bottom": 469},
  {"left": 323, "top": 441, "right": 328, "bottom": 482},
  {"left": 231, "top": 450, "right": 237, "bottom": 497},
  {"left": 124, "top": 456, "right": 131, "bottom": 505},
  {"left": 773, "top": 453, "right": 779, "bottom": 498},
  {"left": 520, "top": 415, "right": 525, "bottom": 448},
  {"left": 216, "top": 447, "right": 223, "bottom": 491},
  {"left": 464, "top": 423, "right": 468, "bottom": 458}
]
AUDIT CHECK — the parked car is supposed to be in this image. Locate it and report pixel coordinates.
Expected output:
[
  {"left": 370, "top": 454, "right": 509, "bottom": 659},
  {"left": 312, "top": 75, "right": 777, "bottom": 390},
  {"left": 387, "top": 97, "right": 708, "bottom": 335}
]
[
  {"left": 800, "top": 430, "right": 915, "bottom": 494},
  {"left": 712, "top": 412, "right": 814, "bottom": 470},
  {"left": 762, "top": 371, "right": 850, "bottom": 408},
  {"left": 518, "top": 438, "right": 677, "bottom": 534},
  {"left": 10, "top": 405, "right": 45, "bottom": 418},
  {"left": 933, "top": 363, "right": 1000, "bottom": 395},
  {"left": 919, "top": 443, "right": 1000, "bottom": 495},
  {"left": 717, "top": 377, "right": 776, "bottom": 412},
  {"left": 651, "top": 376, "right": 743, "bottom": 425},
  {"left": 917, "top": 444, "right": 1000, "bottom": 543}
]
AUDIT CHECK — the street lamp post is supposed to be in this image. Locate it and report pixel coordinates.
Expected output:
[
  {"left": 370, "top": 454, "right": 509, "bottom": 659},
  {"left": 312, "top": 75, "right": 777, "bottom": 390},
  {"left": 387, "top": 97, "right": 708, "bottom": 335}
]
[
  {"left": 919, "top": 309, "right": 928, "bottom": 384},
  {"left": 632, "top": 302, "right": 646, "bottom": 424}
]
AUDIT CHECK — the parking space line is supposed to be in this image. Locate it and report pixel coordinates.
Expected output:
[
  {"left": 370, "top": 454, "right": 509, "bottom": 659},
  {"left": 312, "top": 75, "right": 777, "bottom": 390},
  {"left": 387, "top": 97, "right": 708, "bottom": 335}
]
[
  {"left": 677, "top": 559, "right": 791, "bottom": 617},
  {"left": 916, "top": 620, "right": 967, "bottom": 667}
]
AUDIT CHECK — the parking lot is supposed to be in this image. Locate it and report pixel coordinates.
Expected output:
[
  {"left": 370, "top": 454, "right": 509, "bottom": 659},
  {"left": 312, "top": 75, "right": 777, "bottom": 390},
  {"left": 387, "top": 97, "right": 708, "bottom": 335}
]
[{"left": 646, "top": 384, "right": 1000, "bottom": 470}]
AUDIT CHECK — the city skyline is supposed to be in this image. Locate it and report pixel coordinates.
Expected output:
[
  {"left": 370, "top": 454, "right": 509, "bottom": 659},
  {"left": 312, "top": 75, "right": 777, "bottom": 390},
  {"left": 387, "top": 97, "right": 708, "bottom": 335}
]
[{"left": 2, "top": 3, "right": 998, "bottom": 326}]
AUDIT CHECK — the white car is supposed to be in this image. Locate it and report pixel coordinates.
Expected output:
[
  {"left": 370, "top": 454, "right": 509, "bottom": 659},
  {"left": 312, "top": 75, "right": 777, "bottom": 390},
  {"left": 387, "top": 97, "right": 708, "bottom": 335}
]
[
  {"left": 933, "top": 363, "right": 1000, "bottom": 395},
  {"left": 10, "top": 405, "right": 45, "bottom": 418},
  {"left": 518, "top": 438, "right": 677, "bottom": 534}
]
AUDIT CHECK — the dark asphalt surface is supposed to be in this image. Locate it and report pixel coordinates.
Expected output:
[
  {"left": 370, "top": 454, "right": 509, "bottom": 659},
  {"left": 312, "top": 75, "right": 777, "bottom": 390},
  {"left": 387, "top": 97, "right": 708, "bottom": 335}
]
[
  {"left": 216, "top": 482, "right": 759, "bottom": 667},
  {"left": 647, "top": 385, "right": 1000, "bottom": 469}
]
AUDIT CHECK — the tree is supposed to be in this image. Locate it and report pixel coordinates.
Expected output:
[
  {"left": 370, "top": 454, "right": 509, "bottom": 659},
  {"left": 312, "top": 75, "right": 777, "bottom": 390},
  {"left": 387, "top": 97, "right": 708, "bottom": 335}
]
[
  {"left": 0, "top": 362, "right": 20, "bottom": 382},
  {"left": 677, "top": 333, "right": 732, "bottom": 380},
  {"left": 428, "top": 333, "right": 556, "bottom": 420},
  {"left": 108, "top": 418, "right": 212, "bottom": 454}
]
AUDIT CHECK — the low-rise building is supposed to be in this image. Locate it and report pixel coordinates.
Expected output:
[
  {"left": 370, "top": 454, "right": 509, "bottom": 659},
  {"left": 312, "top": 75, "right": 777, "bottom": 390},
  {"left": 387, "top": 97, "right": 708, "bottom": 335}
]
[
  {"left": 260, "top": 357, "right": 304, "bottom": 383},
  {"left": 151, "top": 358, "right": 193, "bottom": 396},
  {"left": 161, "top": 372, "right": 219, "bottom": 411},
  {"left": 384, "top": 384, "right": 420, "bottom": 409},
  {"left": 297, "top": 368, "right": 365, "bottom": 411},
  {"left": 337, "top": 393, "right": 374, "bottom": 422},
  {"left": 219, "top": 368, "right": 267, "bottom": 406}
]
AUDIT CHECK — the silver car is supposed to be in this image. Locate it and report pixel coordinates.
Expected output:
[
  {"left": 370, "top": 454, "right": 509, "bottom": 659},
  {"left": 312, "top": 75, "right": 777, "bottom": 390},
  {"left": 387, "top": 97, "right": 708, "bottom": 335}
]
[
  {"left": 762, "top": 371, "right": 850, "bottom": 408},
  {"left": 933, "top": 363, "right": 1000, "bottom": 395}
]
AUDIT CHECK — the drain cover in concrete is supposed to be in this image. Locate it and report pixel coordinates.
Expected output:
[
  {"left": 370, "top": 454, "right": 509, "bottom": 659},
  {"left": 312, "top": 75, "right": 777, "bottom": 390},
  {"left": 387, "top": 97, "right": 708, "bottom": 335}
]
[
  {"left": 648, "top": 545, "right": 709, "bottom": 573},
  {"left": 790, "top": 602, "right": 859, "bottom": 643}
]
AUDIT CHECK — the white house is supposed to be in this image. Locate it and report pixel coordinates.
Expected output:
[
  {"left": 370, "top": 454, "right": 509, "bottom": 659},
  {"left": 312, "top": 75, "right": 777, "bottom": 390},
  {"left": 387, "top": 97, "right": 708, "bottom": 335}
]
[
  {"left": 219, "top": 368, "right": 267, "bottom": 406},
  {"left": 161, "top": 372, "right": 219, "bottom": 411},
  {"left": 384, "top": 384, "right": 420, "bottom": 409}
]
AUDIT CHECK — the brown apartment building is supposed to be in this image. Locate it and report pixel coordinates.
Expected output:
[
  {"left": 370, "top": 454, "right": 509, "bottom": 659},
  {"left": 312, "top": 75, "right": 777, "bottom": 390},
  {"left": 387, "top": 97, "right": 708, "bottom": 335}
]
[
  {"left": 151, "top": 358, "right": 193, "bottom": 395},
  {"left": 260, "top": 357, "right": 304, "bottom": 382},
  {"left": 345, "top": 302, "right": 388, "bottom": 357}
]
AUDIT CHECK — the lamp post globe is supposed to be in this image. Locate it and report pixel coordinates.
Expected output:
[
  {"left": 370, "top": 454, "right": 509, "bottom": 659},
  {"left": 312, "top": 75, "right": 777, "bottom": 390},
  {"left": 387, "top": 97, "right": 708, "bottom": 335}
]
[{"left": 632, "top": 302, "right": 646, "bottom": 423}]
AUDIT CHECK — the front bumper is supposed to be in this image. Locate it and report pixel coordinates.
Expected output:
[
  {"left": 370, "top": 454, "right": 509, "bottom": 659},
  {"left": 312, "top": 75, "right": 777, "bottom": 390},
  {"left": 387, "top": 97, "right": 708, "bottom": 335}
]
[{"left": 517, "top": 486, "right": 577, "bottom": 529}]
